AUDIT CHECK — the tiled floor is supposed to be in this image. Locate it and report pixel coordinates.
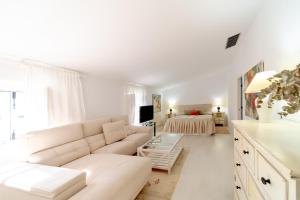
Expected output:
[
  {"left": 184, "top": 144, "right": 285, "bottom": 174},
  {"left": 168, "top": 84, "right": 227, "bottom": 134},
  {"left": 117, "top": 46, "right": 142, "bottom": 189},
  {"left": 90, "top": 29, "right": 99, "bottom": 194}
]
[{"left": 172, "top": 134, "right": 234, "bottom": 200}]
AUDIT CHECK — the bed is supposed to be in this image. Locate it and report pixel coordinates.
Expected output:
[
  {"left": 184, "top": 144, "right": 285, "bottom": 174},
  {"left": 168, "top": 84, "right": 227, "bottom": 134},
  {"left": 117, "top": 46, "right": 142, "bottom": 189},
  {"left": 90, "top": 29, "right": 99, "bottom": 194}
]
[{"left": 163, "top": 104, "right": 216, "bottom": 135}]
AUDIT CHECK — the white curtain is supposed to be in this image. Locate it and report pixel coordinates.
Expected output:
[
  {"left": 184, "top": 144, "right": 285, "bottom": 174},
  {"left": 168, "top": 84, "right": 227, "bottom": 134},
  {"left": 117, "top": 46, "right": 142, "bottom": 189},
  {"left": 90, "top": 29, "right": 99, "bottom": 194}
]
[
  {"left": 125, "top": 85, "right": 147, "bottom": 125},
  {"left": 126, "top": 94, "right": 135, "bottom": 125},
  {"left": 46, "top": 69, "right": 85, "bottom": 127},
  {"left": 23, "top": 65, "right": 49, "bottom": 132},
  {"left": 22, "top": 61, "right": 86, "bottom": 132}
]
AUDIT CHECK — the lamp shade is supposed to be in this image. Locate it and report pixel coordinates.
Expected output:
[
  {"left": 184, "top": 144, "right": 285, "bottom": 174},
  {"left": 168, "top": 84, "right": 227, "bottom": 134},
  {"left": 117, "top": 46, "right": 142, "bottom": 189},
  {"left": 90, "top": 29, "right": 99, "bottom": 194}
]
[
  {"left": 213, "top": 98, "right": 223, "bottom": 106},
  {"left": 245, "top": 71, "right": 276, "bottom": 93},
  {"left": 169, "top": 103, "right": 175, "bottom": 109}
]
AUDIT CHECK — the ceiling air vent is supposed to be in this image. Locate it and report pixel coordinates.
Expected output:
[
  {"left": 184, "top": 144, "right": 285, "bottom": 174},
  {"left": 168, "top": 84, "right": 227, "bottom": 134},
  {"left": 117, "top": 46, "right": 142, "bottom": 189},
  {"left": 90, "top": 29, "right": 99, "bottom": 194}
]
[{"left": 226, "top": 33, "right": 240, "bottom": 49}]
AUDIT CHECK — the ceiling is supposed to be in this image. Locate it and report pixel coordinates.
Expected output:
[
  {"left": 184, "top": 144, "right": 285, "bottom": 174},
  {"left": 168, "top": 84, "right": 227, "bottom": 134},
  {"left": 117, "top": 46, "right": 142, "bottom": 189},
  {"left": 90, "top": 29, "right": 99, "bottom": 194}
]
[{"left": 0, "top": 0, "right": 262, "bottom": 87}]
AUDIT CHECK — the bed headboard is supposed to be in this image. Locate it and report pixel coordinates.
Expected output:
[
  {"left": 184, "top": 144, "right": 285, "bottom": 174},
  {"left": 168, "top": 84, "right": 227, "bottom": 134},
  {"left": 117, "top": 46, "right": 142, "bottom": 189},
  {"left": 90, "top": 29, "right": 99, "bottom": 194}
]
[{"left": 176, "top": 104, "right": 212, "bottom": 115}]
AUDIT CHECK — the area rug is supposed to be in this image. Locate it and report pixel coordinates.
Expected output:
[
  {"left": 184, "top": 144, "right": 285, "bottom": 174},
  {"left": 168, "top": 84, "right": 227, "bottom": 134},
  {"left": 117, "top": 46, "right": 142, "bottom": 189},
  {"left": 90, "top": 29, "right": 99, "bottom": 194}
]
[{"left": 136, "top": 148, "right": 189, "bottom": 200}]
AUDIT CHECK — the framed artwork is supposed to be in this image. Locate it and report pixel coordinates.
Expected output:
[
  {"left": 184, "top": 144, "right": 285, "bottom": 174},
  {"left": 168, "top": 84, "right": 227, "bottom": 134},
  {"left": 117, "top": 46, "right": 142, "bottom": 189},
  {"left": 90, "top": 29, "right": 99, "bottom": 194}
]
[
  {"left": 152, "top": 94, "right": 161, "bottom": 113},
  {"left": 244, "top": 61, "right": 264, "bottom": 119}
]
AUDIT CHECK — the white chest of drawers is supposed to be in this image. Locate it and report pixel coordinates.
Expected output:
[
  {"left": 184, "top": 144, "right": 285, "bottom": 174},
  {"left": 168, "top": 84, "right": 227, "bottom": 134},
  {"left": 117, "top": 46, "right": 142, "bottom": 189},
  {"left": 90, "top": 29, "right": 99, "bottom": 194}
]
[{"left": 232, "top": 120, "right": 300, "bottom": 200}]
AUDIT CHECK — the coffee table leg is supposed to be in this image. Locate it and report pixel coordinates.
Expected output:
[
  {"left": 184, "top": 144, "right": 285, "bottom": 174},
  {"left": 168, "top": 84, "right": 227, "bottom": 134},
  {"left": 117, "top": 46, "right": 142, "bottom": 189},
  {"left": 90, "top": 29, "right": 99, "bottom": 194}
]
[{"left": 168, "top": 153, "right": 171, "bottom": 175}]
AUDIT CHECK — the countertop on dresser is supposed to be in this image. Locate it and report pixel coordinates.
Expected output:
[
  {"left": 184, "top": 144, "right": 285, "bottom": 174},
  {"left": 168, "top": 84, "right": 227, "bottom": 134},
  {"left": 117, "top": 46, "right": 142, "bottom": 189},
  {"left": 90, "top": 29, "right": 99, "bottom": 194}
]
[{"left": 232, "top": 120, "right": 300, "bottom": 178}]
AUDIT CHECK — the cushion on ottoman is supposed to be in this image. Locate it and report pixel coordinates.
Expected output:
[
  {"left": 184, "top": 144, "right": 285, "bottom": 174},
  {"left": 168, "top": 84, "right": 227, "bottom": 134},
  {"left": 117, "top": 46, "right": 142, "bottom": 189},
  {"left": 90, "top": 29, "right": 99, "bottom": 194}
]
[{"left": 0, "top": 162, "right": 86, "bottom": 200}]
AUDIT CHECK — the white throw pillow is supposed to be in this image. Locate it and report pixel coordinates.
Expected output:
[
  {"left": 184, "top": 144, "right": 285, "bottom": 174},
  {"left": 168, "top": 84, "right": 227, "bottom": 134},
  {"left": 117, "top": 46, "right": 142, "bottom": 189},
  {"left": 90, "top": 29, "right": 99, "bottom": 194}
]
[
  {"left": 102, "top": 120, "right": 126, "bottom": 144},
  {"left": 124, "top": 125, "right": 137, "bottom": 136}
]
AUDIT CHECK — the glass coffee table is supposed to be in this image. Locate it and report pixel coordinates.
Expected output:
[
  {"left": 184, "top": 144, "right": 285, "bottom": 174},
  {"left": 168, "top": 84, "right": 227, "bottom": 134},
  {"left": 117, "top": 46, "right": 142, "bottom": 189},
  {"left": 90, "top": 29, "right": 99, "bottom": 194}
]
[{"left": 137, "top": 134, "right": 183, "bottom": 174}]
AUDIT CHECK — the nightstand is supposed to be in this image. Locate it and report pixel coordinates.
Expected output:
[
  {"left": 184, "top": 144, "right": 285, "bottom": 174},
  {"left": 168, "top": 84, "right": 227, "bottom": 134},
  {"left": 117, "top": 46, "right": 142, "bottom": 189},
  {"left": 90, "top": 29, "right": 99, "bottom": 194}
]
[
  {"left": 166, "top": 113, "right": 175, "bottom": 119},
  {"left": 213, "top": 112, "right": 225, "bottom": 126}
]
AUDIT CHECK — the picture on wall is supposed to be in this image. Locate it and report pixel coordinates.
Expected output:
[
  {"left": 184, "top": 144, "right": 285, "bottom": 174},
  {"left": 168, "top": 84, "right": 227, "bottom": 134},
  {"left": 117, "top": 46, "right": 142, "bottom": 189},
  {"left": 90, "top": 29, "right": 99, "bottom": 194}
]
[
  {"left": 152, "top": 94, "right": 161, "bottom": 113},
  {"left": 244, "top": 61, "right": 264, "bottom": 119}
]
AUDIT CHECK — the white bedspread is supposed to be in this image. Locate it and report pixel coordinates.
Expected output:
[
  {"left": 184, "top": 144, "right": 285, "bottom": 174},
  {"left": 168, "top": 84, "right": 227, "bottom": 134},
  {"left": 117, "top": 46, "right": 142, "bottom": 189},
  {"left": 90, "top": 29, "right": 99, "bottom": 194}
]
[{"left": 163, "top": 115, "right": 215, "bottom": 135}]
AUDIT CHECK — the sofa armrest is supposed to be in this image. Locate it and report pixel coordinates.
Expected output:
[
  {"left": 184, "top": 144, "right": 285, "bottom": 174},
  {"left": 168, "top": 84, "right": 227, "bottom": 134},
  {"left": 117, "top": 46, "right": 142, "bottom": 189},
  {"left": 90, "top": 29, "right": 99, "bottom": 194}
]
[{"left": 132, "top": 126, "right": 153, "bottom": 136}]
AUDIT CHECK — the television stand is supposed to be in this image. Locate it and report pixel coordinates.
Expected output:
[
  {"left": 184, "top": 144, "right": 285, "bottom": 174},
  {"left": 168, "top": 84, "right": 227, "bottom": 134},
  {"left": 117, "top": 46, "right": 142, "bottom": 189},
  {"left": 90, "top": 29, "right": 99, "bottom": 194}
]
[{"left": 142, "top": 121, "right": 156, "bottom": 137}]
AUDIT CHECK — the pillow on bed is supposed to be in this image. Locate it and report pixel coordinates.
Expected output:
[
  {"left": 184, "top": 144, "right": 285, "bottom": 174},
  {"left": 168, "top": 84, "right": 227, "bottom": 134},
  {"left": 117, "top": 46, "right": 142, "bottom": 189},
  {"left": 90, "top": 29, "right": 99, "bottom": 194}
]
[
  {"left": 190, "top": 110, "right": 201, "bottom": 115},
  {"left": 184, "top": 110, "right": 192, "bottom": 115}
]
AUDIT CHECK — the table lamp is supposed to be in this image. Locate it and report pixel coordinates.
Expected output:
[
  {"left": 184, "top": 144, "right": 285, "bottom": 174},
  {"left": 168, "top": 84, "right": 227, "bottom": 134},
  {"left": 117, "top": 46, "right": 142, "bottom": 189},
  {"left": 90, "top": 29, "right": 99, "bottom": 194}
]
[
  {"left": 213, "top": 98, "right": 223, "bottom": 112},
  {"left": 169, "top": 103, "right": 175, "bottom": 114}
]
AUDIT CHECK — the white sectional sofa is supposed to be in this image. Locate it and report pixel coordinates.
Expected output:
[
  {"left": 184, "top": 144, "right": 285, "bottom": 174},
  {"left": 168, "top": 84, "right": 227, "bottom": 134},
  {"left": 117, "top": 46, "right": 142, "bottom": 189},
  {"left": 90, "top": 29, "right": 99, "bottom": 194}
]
[{"left": 0, "top": 115, "right": 153, "bottom": 200}]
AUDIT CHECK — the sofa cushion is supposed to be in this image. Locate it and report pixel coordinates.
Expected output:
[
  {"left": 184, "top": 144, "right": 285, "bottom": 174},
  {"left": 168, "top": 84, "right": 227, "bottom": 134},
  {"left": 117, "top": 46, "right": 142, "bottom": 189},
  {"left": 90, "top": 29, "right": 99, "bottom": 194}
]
[
  {"left": 92, "top": 141, "right": 136, "bottom": 155},
  {"left": 132, "top": 126, "right": 153, "bottom": 135},
  {"left": 0, "top": 162, "right": 86, "bottom": 200},
  {"left": 124, "top": 125, "right": 137, "bottom": 136},
  {"left": 82, "top": 117, "right": 111, "bottom": 137},
  {"left": 28, "top": 139, "right": 90, "bottom": 167},
  {"left": 102, "top": 120, "right": 126, "bottom": 145},
  {"left": 111, "top": 115, "right": 129, "bottom": 125},
  {"left": 85, "top": 134, "right": 106, "bottom": 152},
  {"left": 25, "top": 123, "right": 84, "bottom": 155},
  {"left": 124, "top": 133, "right": 150, "bottom": 148},
  {"left": 63, "top": 154, "right": 152, "bottom": 200}
]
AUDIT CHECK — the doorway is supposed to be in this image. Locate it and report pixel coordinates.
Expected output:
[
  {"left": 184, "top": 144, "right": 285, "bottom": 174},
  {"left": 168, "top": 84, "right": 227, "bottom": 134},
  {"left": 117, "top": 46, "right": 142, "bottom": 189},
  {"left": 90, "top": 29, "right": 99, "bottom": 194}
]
[{"left": 237, "top": 77, "right": 243, "bottom": 120}]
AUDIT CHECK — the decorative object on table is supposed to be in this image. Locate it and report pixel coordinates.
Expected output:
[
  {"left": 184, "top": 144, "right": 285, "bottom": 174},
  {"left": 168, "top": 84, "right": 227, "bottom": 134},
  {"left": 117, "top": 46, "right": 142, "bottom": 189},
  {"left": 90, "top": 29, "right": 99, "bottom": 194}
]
[
  {"left": 256, "top": 64, "right": 300, "bottom": 118},
  {"left": 152, "top": 94, "right": 161, "bottom": 113},
  {"left": 244, "top": 61, "right": 264, "bottom": 120},
  {"left": 245, "top": 71, "right": 276, "bottom": 123},
  {"left": 213, "top": 112, "right": 225, "bottom": 126}
]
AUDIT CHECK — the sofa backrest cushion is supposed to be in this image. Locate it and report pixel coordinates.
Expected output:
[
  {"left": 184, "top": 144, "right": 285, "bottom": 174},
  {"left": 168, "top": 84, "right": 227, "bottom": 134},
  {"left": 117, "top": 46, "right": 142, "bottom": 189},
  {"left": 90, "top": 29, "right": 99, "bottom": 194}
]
[
  {"left": 82, "top": 117, "right": 111, "bottom": 137},
  {"left": 28, "top": 139, "right": 90, "bottom": 166},
  {"left": 111, "top": 115, "right": 129, "bottom": 125},
  {"left": 85, "top": 134, "right": 106, "bottom": 152},
  {"left": 102, "top": 120, "right": 126, "bottom": 144},
  {"left": 124, "top": 125, "right": 137, "bottom": 136},
  {"left": 25, "top": 123, "right": 84, "bottom": 155}
]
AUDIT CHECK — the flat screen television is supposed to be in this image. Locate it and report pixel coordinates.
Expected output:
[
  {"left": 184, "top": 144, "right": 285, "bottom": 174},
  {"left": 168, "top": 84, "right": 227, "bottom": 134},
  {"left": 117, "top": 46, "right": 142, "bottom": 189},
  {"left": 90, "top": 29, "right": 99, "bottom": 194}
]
[{"left": 139, "top": 105, "right": 154, "bottom": 123}]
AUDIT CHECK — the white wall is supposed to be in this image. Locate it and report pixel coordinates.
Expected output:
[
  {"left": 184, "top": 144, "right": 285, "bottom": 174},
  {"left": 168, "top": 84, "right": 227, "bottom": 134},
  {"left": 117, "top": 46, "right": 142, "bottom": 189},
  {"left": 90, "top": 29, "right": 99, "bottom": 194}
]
[
  {"left": 228, "top": 0, "right": 300, "bottom": 129},
  {"left": 0, "top": 60, "right": 26, "bottom": 91},
  {"left": 83, "top": 76, "right": 161, "bottom": 121},
  {"left": 82, "top": 76, "right": 127, "bottom": 119},
  {"left": 161, "top": 68, "right": 229, "bottom": 117}
]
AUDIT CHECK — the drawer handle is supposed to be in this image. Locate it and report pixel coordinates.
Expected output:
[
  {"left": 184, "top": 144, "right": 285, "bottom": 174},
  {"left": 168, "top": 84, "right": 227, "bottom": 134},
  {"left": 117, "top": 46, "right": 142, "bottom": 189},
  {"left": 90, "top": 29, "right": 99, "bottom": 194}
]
[
  {"left": 236, "top": 163, "right": 241, "bottom": 167},
  {"left": 236, "top": 186, "right": 241, "bottom": 190},
  {"left": 234, "top": 138, "right": 239, "bottom": 141},
  {"left": 243, "top": 150, "right": 249, "bottom": 154},
  {"left": 261, "top": 177, "right": 271, "bottom": 185}
]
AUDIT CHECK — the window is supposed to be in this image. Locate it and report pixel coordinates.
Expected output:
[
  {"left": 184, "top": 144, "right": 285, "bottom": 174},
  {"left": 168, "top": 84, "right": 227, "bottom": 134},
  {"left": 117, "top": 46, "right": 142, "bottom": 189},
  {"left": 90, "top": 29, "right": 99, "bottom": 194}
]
[
  {"left": 134, "top": 90, "right": 146, "bottom": 125},
  {"left": 0, "top": 91, "right": 25, "bottom": 144},
  {"left": 126, "top": 85, "right": 147, "bottom": 125}
]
